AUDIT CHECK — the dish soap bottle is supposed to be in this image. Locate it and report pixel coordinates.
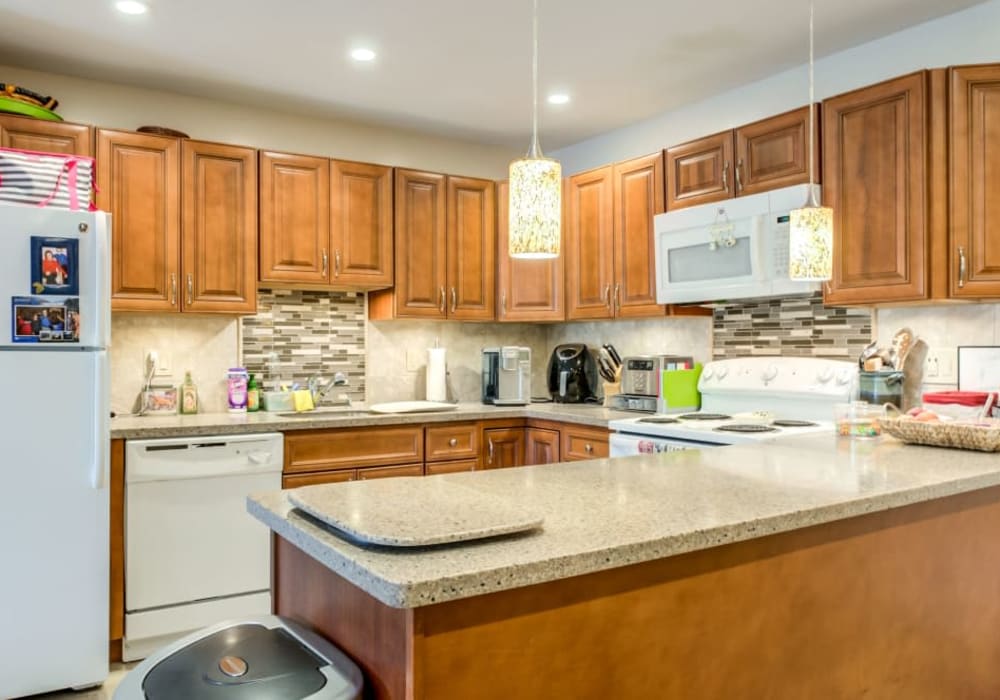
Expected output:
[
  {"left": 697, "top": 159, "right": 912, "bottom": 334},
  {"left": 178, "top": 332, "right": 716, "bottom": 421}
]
[
  {"left": 247, "top": 374, "right": 260, "bottom": 413},
  {"left": 179, "top": 370, "right": 198, "bottom": 415}
]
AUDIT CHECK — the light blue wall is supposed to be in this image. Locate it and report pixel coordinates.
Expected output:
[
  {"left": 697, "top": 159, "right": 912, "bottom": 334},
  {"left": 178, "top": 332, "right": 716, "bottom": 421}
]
[{"left": 552, "top": 0, "right": 1000, "bottom": 174}]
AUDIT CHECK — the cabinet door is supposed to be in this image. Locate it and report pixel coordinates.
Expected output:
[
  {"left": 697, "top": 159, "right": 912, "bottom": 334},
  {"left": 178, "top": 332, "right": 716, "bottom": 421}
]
[
  {"left": 613, "top": 153, "right": 665, "bottom": 318},
  {"left": 284, "top": 426, "right": 424, "bottom": 473},
  {"left": 823, "top": 72, "right": 930, "bottom": 304},
  {"left": 425, "top": 423, "right": 480, "bottom": 463},
  {"left": 561, "top": 425, "right": 609, "bottom": 461},
  {"left": 391, "top": 169, "right": 447, "bottom": 318},
  {"left": 181, "top": 141, "right": 258, "bottom": 313},
  {"left": 483, "top": 428, "right": 525, "bottom": 469},
  {"left": 566, "top": 166, "right": 615, "bottom": 320},
  {"left": 0, "top": 115, "right": 92, "bottom": 156},
  {"left": 357, "top": 464, "right": 425, "bottom": 480},
  {"left": 331, "top": 160, "right": 393, "bottom": 288},
  {"left": 447, "top": 176, "right": 495, "bottom": 320},
  {"left": 97, "top": 129, "right": 180, "bottom": 312},
  {"left": 425, "top": 459, "right": 479, "bottom": 475},
  {"left": 735, "top": 105, "right": 817, "bottom": 197},
  {"left": 258, "top": 151, "right": 330, "bottom": 285},
  {"left": 950, "top": 64, "right": 1000, "bottom": 297},
  {"left": 282, "top": 470, "right": 355, "bottom": 488},
  {"left": 525, "top": 428, "right": 559, "bottom": 466},
  {"left": 664, "top": 131, "right": 734, "bottom": 211},
  {"left": 495, "top": 181, "right": 564, "bottom": 321}
]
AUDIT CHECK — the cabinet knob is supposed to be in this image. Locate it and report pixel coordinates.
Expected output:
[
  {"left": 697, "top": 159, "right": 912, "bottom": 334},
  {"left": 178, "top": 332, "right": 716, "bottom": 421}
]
[
  {"left": 449, "top": 438, "right": 458, "bottom": 447},
  {"left": 584, "top": 443, "right": 593, "bottom": 453}
]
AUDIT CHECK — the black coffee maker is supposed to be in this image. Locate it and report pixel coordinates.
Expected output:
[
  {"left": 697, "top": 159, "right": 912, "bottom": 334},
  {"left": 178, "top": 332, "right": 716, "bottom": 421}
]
[{"left": 547, "top": 344, "right": 598, "bottom": 403}]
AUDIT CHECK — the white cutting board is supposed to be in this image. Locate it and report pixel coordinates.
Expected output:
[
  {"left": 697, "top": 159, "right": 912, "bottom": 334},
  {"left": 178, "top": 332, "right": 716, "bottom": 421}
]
[
  {"left": 289, "top": 478, "right": 544, "bottom": 547},
  {"left": 369, "top": 400, "right": 458, "bottom": 414}
]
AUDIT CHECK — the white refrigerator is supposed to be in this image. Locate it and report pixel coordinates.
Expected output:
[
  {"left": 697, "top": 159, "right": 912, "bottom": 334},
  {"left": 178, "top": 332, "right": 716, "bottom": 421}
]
[{"left": 0, "top": 203, "right": 110, "bottom": 698}]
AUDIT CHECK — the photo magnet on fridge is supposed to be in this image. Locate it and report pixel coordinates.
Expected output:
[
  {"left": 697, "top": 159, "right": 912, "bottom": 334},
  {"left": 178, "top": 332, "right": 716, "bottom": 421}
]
[
  {"left": 30, "top": 236, "right": 79, "bottom": 295},
  {"left": 12, "top": 296, "right": 80, "bottom": 343}
]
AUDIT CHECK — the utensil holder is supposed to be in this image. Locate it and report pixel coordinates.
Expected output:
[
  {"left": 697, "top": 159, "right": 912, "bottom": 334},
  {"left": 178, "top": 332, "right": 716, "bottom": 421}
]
[{"left": 602, "top": 381, "right": 621, "bottom": 407}]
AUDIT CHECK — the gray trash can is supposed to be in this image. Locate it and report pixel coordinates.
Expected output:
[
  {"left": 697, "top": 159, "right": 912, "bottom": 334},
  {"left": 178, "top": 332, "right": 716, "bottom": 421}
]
[{"left": 114, "top": 615, "right": 363, "bottom": 699}]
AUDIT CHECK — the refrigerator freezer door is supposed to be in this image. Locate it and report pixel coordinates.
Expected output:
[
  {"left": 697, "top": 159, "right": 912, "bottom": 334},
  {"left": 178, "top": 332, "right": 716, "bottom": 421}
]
[
  {"left": 0, "top": 204, "right": 110, "bottom": 349},
  {"left": 0, "top": 349, "right": 109, "bottom": 697}
]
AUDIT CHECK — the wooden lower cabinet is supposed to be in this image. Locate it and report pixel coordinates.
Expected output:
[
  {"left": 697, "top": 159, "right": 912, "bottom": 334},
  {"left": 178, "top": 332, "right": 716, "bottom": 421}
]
[
  {"left": 482, "top": 427, "right": 526, "bottom": 469},
  {"left": 425, "top": 423, "right": 480, "bottom": 462},
  {"left": 283, "top": 469, "right": 355, "bottom": 488},
  {"left": 109, "top": 440, "right": 125, "bottom": 661},
  {"left": 525, "top": 427, "right": 560, "bottom": 466},
  {"left": 284, "top": 426, "right": 424, "bottom": 473},
  {"left": 358, "top": 464, "right": 425, "bottom": 480},
  {"left": 426, "top": 459, "right": 480, "bottom": 475},
  {"left": 561, "top": 424, "right": 610, "bottom": 461}
]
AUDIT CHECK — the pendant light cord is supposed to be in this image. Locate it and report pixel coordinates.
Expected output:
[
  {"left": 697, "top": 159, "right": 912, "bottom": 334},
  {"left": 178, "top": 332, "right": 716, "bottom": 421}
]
[
  {"left": 528, "top": 0, "right": 542, "bottom": 158},
  {"left": 807, "top": 0, "right": 817, "bottom": 206}
]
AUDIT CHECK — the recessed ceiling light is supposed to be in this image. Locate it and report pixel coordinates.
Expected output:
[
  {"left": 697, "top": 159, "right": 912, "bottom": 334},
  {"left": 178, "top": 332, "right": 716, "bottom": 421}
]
[
  {"left": 350, "top": 48, "right": 377, "bottom": 62},
  {"left": 547, "top": 93, "right": 570, "bottom": 105},
  {"left": 115, "top": 0, "right": 148, "bottom": 14}
]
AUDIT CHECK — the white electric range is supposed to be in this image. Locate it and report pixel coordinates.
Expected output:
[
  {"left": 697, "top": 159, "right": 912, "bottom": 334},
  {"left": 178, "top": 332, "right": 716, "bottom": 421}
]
[{"left": 609, "top": 357, "right": 858, "bottom": 455}]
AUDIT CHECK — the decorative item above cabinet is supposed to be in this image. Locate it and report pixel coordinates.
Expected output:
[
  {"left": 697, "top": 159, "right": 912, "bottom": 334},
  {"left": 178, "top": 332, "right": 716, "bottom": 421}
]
[{"left": 664, "top": 105, "right": 818, "bottom": 211}]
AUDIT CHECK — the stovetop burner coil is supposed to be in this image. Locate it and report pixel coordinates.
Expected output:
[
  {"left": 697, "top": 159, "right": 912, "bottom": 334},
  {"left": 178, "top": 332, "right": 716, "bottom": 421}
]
[
  {"left": 714, "top": 424, "right": 780, "bottom": 433},
  {"left": 771, "top": 419, "right": 818, "bottom": 428},
  {"left": 678, "top": 413, "right": 732, "bottom": 421},
  {"left": 638, "top": 416, "right": 680, "bottom": 424}
]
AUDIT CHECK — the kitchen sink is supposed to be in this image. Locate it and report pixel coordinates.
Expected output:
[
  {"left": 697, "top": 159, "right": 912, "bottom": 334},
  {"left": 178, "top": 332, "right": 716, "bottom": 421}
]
[{"left": 274, "top": 408, "right": 370, "bottom": 418}]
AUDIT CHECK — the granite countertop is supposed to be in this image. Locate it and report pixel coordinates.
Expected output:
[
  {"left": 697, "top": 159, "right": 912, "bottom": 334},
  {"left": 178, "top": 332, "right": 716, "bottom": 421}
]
[
  {"left": 248, "top": 434, "right": 1000, "bottom": 609},
  {"left": 110, "top": 402, "right": 632, "bottom": 439}
]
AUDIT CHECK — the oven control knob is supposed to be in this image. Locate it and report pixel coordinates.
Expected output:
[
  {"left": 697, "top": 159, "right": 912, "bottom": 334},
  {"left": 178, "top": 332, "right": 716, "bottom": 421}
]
[
  {"left": 817, "top": 367, "right": 834, "bottom": 384},
  {"left": 715, "top": 366, "right": 729, "bottom": 380},
  {"left": 702, "top": 367, "right": 715, "bottom": 380},
  {"left": 836, "top": 368, "right": 854, "bottom": 385},
  {"left": 761, "top": 365, "right": 778, "bottom": 383}
]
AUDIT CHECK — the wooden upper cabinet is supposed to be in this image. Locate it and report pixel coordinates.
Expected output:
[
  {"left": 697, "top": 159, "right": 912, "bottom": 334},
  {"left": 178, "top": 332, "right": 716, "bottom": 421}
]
[
  {"left": 950, "top": 64, "right": 1000, "bottom": 298},
  {"left": 823, "top": 71, "right": 932, "bottom": 305},
  {"left": 181, "top": 141, "right": 257, "bottom": 313},
  {"left": 258, "top": 151, "right": 330, "bottom": 285},
  {"left": 0, "top": 115, "right": 92, "bottom": 156},
  {"left": 447, "top": 176, "right": 495, "bottom": 320},
  {"left": 735, "top": 105, "right": 817, "bottom": 196},
  {"left": 664, "top": 131, "right": 733, "bottom": 210},
  {"left": 613, "top": 153, "right": 665, "bottom": 318},
  {"left": 566, "top": 166, "right": 615, "bottom": 320},
  {"left": 495, "top": 181, "right": 565, "bottom": 322},
  {"left": 97, "top": 129, "right": 180, "bottom": 312},
  {"left": 381, "top": 168, "right": 447, "bottom": 319},
  {"left": 331, "top": 160, "right": 393, "bottom": 288}
]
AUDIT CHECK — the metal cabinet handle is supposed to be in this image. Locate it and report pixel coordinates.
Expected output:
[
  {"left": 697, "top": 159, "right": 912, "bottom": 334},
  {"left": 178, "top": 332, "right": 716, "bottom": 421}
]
[
  {"left": 321, "top": 249, "right": 329, "bottom": 276},
  {"left": 958, "top": 246, "right": 967, "bottom": 289},
  {"left": 584, "top": 443, "right": 594, "bottom": 453},
  {"left": 439, "top": 286, "right": 446, "bottom": 313},
  {"left": 170, "top": 272, "right": 177, "bottom": 306},
  {"left": 736, "top": 158, "right": 744, "bottom": 192},
  {"left": 722, "top": 161, "right": 730, "bottom": 193},
  {"left": 614, "top": 283, "right": 621, "bottom": 315},
  {"left": 449, "top": 438, "right": 458, "bottom": 447},
  {"left": 487, "top": 438, "right": 494, "bottom": 464},
  {"left": 334, "top": 250, "right": 342, "bottom": 278},
  {"left": 500, "top": 290, "right": 507, "bottom": 317},
  {"left": 450, "top": 287, "right": 457, "bottom": 313},
  {"left": 186, "top": 274, "right": 193, "bottom": 305},
  {"left": 605, "top": 284, "right": 612, "bottom": 310}
]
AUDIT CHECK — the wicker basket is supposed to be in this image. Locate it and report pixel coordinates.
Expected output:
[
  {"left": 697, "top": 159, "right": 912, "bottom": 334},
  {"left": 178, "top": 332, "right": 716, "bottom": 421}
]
[{"left": 882, "top": 417, "right": 1000, "bottom": 452}]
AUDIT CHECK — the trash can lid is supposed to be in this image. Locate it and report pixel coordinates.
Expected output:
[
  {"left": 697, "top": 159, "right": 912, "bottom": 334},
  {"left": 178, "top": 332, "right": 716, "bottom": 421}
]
[{"left": 142, "top": 623, "right": 328, "bottom": 700}]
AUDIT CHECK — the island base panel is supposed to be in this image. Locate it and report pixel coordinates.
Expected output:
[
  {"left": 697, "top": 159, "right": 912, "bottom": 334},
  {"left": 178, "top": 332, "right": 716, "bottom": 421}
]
[{"left": 275, "top": 485, "right": 1000, "bottom": 699}]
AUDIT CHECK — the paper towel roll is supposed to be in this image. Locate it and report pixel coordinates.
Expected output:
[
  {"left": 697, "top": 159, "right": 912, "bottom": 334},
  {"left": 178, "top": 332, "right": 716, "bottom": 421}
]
[{"left": 426, "top": 347, "right": 447, "bottom": 401}]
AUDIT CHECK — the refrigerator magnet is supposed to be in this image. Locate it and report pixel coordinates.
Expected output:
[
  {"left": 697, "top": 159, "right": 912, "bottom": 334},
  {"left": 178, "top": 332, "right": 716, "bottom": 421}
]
[
  {"left": 11, "top": 296, "right": 80, "bottom": 343},
  {"left": 30, "top": 236, "right": 79, "bottom": 296}
]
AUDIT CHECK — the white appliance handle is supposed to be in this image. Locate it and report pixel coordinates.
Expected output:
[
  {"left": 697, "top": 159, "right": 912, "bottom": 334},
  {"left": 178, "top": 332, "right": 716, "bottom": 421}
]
[
  {"left": 91, "top": 353, "right": 110, "bottom": 489},
  {"left": 95, "top": 213, "right": 112, "bottom": 349}
]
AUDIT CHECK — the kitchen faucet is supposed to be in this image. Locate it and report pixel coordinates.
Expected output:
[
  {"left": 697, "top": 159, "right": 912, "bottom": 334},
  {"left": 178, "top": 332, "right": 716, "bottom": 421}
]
[{"left": 308, "top": 372, "right": 350, "bottom": 406}]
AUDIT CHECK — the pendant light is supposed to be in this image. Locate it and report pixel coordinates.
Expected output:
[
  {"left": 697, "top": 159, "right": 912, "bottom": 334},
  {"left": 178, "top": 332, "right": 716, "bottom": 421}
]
[
  {"left": 508, "top": 0, "right": 561, "bottom": 259},
  {"left": 788, "top": 0, "right": 833, "bottom": 281}
]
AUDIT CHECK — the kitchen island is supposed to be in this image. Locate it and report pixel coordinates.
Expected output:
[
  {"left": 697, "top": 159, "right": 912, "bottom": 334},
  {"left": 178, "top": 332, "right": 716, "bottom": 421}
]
[{"left": 249, "top": 434, "right": 1000, "bottom": 698}]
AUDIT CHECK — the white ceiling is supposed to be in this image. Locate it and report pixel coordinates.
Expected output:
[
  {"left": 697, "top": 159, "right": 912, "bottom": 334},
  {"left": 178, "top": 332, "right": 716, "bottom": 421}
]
[{"left": 0, "top": 0, "right": 986, "bottom": 150}]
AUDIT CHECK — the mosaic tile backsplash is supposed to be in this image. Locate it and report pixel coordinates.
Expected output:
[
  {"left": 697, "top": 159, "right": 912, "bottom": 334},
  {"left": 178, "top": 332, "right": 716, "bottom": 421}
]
[
  {"left": 712, "top": 293, "right": 873, "bottom": 359},
  {"left": 241, "top": 289, "right": 366, "bottom": 405}
]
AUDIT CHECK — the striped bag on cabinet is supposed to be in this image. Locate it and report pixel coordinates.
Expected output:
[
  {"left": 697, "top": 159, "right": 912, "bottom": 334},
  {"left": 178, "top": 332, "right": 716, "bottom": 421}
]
[{"left": 0, "top": 147, "right": 96, "bottom": 211}]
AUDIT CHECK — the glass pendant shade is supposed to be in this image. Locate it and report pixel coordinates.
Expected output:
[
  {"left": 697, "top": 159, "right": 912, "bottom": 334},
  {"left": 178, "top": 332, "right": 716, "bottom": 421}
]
[
  {"left": 508, "top": 155, "right": 561, "bottom": 259},
  {"left": 788, "top": 204, "right": 833, "bottom": 280}
]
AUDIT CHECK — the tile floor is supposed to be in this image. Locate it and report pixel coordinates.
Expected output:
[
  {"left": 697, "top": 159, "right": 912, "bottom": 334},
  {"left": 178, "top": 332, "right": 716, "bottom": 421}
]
[{"left": 25, "top": 664, "right": 134, "bottom": 700}]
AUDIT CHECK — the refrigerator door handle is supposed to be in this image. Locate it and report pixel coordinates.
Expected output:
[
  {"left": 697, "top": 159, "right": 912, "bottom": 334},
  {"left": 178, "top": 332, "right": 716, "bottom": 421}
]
[
  {"left": 95, "top": 213, "right": 112, "bottom": 347},
  {"left": 91, "top": 354, "right": 110, "bottom": 490}
]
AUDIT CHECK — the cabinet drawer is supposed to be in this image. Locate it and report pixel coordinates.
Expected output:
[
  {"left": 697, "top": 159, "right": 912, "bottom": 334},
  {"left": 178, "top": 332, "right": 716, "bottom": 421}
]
[
  {"left": 425, "top": 423, "right": 480, "bottom": 462},
  {"left": 282, "top": 469, "right": 354, "bottom": 488},
  {"left": 357, "top": 463, "right": 425, "bottom": 480},
  {"left": 425, "top": 459, "right": 479, "bottom": 475},
  {"left": 561, "top": 426, "right": 610, "bottom": 461},
  {"left": 284, "top": 426, "right": 424, "bottom": 473}
]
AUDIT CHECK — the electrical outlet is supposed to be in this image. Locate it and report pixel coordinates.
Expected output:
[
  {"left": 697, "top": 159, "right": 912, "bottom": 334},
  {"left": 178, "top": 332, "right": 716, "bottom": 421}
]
[
  {"left": 143, "top": 348, "right": 172, "bottom": 379},
  {"left": 154, "top": 353, "right": 172, "bottom": 377},
  {"left": 925, "top": 348, "right": 956, "bottom": 384}
]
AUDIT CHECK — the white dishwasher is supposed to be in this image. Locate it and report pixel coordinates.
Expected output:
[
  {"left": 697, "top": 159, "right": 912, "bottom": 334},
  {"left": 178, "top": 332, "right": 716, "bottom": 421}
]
[{"left": 124, "top": 433, "right": 283, "bottom": 662}]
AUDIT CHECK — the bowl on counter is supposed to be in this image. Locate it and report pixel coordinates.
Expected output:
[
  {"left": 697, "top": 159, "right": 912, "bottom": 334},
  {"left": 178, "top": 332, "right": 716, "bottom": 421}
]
[{"left": 835, "top": 401, "right": 885, "bottom": 439}]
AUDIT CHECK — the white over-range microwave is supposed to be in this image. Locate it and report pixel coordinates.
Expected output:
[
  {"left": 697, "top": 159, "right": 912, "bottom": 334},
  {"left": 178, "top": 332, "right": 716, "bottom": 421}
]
[{"left": 654, "top": 184, "right": 822, "bottom": 304}]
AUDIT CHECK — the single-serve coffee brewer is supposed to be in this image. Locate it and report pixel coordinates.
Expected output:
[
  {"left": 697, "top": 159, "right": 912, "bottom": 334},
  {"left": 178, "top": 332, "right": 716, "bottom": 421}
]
[{"left": 546, "top": 344, "right": 598, "bottom": 403}]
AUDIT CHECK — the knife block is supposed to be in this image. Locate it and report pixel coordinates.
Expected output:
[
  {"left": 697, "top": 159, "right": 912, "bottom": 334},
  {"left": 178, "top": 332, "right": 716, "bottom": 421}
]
[{"left": 602, "top": 381, "right": 621, "bottom": 407}]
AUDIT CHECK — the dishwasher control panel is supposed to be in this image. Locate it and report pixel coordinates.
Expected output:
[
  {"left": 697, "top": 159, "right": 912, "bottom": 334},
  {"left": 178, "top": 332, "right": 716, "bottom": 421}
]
[{"left": 125, "top": 433, "right": 284, "bottom": 483}]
